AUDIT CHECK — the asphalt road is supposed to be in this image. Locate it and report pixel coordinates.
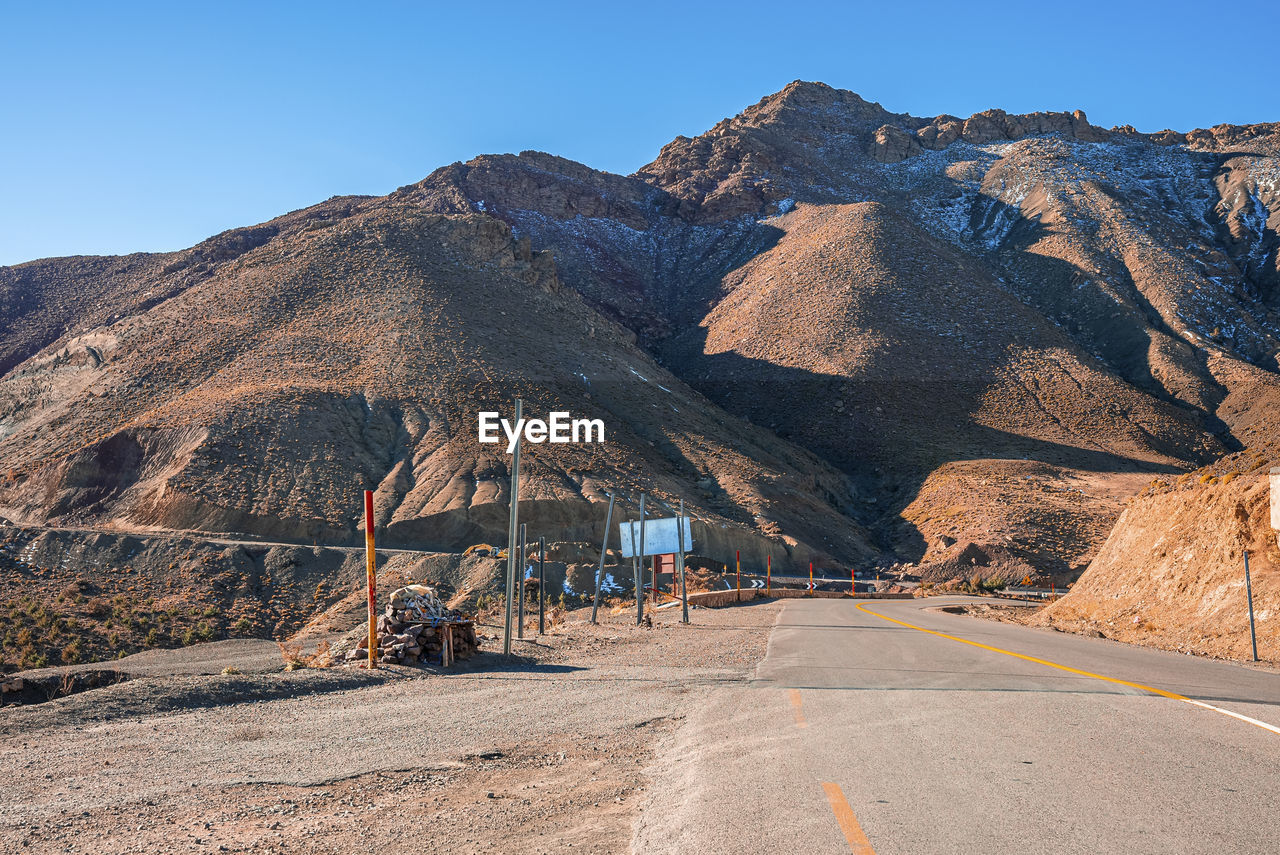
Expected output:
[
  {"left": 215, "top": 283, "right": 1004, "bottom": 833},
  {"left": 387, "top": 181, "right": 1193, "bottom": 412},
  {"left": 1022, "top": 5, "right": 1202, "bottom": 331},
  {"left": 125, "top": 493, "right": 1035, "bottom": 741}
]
[{"left": 635, "top": 596, "right": 1280, "bottom": 855}]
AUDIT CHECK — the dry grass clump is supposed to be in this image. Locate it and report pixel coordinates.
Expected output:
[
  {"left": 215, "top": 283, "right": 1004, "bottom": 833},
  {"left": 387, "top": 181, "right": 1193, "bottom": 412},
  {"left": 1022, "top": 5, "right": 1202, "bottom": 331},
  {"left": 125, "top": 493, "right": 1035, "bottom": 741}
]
[{"left": 277, "top": 639, "right": 331, "bottom": 670}]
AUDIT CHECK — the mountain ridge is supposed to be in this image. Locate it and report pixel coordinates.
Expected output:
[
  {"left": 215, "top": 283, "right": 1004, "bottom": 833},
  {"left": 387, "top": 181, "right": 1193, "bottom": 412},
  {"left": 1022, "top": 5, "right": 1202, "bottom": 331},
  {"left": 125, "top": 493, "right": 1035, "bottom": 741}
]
[{"left": 3, "top": 80, "right": 1279, "bottom": 596}]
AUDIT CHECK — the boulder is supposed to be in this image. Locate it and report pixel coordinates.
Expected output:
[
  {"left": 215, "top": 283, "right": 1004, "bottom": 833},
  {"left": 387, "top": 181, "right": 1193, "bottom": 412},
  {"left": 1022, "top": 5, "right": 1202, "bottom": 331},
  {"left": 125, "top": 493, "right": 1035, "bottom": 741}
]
[{"left": 869, "top": 125, "right": 922, "bottom": 163}]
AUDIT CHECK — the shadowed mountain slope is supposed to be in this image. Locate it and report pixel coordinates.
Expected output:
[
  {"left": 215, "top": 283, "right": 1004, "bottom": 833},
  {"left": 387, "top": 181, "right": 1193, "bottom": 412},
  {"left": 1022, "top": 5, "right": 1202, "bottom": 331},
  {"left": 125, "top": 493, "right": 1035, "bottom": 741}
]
[{"left": 0, "top": 205, "right": 873, "bottom": 568}]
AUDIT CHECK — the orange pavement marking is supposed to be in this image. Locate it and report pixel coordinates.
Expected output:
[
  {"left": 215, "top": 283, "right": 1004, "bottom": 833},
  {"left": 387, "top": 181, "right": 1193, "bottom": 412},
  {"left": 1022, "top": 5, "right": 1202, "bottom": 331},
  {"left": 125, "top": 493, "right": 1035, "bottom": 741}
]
[
  {"left": 789, "top": 688, "right": 807, "bottom": 728},
  {"left": 822, "top": 782, "right": 876, "bottom": 854}
]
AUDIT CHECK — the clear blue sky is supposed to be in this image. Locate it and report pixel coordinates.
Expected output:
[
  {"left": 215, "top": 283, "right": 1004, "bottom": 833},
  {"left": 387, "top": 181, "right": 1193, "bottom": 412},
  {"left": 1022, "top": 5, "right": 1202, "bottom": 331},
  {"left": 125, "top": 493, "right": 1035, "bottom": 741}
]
[{"left": 3, "top": 0, "right": 1277, "bottom": 266}]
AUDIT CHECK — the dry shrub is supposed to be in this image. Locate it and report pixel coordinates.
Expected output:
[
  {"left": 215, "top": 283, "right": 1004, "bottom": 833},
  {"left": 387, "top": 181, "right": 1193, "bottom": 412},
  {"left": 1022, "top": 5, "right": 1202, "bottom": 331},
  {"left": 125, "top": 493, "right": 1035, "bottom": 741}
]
[
  {"left": 277, "top": 639, "right": 331, "bottom": 670},
  {"left": 476, "top": 595, "right": 505, "bottom": 623}
]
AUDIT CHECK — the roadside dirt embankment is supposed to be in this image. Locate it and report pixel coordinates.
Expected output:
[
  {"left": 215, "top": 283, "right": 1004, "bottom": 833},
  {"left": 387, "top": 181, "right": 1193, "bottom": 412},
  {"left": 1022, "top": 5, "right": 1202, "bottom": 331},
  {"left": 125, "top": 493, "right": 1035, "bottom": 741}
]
[{"left": 1035, "top": 454, "right": 1278, "bottom": 661}]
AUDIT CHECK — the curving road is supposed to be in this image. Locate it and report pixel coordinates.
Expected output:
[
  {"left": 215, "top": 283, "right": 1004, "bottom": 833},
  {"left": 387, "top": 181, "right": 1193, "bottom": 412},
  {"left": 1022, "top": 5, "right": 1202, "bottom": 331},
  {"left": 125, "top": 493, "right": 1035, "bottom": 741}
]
[{"left": 636, "top": 596, "right": 1280, "bottom": 855}]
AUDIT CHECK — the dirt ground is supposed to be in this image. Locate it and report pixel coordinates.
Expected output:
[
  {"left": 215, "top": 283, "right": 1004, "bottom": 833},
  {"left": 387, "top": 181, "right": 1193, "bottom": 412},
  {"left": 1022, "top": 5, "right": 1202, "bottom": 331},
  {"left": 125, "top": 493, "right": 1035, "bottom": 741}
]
[
  {"left": 932, "top": 600, "right": 1043, "bottom": 626},
  {"left": 0, "top": 599, "right": 780, "bottom": 854}
]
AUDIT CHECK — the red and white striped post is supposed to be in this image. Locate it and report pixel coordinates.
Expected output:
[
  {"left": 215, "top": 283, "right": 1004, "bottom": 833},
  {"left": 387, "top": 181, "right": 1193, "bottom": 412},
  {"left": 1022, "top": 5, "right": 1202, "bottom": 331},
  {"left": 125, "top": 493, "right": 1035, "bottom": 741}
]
[
  {"left": 766, "top": 555, "right": 772, "bottom": 597},
  {"left": 736, "top": 550, "right": 741, "bottom": 601},
  {"left": 850, "top": 566, "right": 855, "bottom": 595},
  {"left": 365, "top": 490, "right": 378, "bottom": 668}
]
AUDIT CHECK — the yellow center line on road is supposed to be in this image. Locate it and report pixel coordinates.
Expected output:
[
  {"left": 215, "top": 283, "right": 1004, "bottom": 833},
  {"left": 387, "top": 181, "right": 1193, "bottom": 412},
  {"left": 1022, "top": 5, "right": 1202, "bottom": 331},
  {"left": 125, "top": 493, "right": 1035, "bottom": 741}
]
[
  {"left": 821, "top": 782, "right": 877, "bottom": 854},
  {"left": 855, "top": 603, "right": 1280, "bottom": 737},
  {"left": 789, "top": 688, "right": 807, "bottom": 728}
]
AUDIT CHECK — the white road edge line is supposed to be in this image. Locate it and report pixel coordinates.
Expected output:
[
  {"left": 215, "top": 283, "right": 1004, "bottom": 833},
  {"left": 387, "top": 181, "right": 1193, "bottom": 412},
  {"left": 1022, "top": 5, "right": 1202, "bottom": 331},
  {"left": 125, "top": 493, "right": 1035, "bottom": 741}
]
[
  {"left": 1182, "top": 699, "right": 1280, "bottom": 735},
  {"left": 856, "top": 602, "right": 1280, "bottom": 738}
]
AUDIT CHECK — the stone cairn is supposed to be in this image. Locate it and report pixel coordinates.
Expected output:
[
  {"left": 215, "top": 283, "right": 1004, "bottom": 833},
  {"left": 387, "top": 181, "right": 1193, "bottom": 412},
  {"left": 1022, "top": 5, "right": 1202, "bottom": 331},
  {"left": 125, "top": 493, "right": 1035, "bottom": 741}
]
[{"left": 346, "top": 584, "right": 479, "bottom": 666}]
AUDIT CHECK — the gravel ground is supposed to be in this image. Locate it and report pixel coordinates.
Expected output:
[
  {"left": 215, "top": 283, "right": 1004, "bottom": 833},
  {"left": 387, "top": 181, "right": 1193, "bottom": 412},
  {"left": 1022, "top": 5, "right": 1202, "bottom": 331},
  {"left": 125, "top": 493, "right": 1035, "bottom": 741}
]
[{"left": 0, "top": 599, "right": 781, "bottom": 853}]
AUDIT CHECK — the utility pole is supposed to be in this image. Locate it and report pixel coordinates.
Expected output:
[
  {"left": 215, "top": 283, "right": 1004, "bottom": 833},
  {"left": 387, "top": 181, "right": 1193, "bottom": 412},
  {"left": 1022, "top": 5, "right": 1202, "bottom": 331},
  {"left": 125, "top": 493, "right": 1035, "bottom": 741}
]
[
  {"left": 503, "top": 398, "right": 522, "bottom": 655},
  {"left": 538, "top": 535, "right": 546, "bottom": 635},
  {"left": 1245, "top": 550, "right": 1259, "bottom": 662},
  {"left": 636, "top": 493, "right": 647, "bottom": 625},
  {"left": 590, "top": 492, "right": 615, "bottom": 624},
  {"left": 518, "top": 523, "right": 527, "bottom": 639}
]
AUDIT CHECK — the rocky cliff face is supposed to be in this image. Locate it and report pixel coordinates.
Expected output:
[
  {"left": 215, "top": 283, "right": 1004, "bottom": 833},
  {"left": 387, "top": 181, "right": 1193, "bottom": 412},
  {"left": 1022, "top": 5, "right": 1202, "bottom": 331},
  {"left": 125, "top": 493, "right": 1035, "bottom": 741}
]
[
  {"left": 1035, "top": 444, "right": 1279, "bottom": 659},
  {"left": 3, "top": 80, "right": 1279, "bottom": 593}
]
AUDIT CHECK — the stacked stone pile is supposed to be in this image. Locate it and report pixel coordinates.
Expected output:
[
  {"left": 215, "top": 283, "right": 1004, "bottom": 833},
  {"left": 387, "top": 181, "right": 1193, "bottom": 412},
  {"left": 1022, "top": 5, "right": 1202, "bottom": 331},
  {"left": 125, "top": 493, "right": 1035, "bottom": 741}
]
[{"left": 345, "top": 585, "right": 479, "bottom": 665}]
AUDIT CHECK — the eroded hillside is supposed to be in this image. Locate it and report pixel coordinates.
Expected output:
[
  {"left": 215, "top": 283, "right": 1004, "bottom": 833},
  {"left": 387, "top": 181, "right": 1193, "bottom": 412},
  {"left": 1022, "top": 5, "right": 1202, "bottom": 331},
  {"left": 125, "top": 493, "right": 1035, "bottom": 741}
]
[{"left": 3, "top": 80, "right": 1280, "bottom": 663}]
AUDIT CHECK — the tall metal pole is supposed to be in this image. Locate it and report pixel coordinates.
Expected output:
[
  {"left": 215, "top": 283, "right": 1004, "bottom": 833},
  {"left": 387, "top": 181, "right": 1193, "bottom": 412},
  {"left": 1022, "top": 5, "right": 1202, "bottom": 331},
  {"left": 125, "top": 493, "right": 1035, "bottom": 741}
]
[
  {"left": 590, "top": 492, "right": 615, "bottom": 624},
  {"left": 736, "top": 549, "right": 741, "bottom": 602},
  {"left": 503, "top": 398, "right": 522, "bottom": 655},
  {"left": 636, "top": 494, "right": 647, "bottom": 625},
  {"left": 626, "top": 515, "right": 639, "bottom": 622},
  {"left": 1245, "top": 550, "right": 1259, "bottom": 662},
  {"left": 538, "top": 535, "right": 546, "bottom": 635},
  {"left": 364, "top": 490, "right": 378, "bottom": 668},
  {"left": 677, "top": 498, "right": 689, "bottom": 624},
  {"left": 518, "top": 523, "right": 527, "bottom": 639}
]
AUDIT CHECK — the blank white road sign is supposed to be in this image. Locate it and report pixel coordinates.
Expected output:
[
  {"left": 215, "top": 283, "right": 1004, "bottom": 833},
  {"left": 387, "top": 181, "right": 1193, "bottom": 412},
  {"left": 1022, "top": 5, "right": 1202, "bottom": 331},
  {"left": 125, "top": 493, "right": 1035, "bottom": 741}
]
[
  {"left": 619, "top": 516, "right": 693, "bottom": 558},
  {"left": 1271, "top": 468, "right": 1280, "bottom": 531}
]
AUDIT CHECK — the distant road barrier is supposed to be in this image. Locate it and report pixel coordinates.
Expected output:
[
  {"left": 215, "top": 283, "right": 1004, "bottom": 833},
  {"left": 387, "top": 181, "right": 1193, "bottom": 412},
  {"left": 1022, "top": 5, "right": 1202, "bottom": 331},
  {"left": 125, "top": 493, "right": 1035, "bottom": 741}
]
[
  {"left": 999, "top": 587, "right": 1062, "bottom": 601},
  {"left": 686, "top": 588, "right": 914, "bottom": 608}
]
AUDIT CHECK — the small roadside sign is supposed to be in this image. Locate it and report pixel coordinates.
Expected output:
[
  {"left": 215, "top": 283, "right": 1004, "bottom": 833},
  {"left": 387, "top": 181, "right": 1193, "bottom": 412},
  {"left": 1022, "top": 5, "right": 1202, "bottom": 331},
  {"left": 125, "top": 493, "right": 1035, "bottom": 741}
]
[{"left": 619, "top": 516, "right": 693, "bottom": 558}]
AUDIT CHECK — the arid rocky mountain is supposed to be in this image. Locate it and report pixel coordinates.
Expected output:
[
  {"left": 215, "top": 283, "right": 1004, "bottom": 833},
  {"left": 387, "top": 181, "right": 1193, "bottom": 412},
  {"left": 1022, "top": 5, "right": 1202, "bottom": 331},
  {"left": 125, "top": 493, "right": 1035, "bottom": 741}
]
[
  {"left": 0, "top": 202, "right": 870, "bottom": 569},
  {"left": 3, "top": 81, "right": 1279, "bottom": 645}
]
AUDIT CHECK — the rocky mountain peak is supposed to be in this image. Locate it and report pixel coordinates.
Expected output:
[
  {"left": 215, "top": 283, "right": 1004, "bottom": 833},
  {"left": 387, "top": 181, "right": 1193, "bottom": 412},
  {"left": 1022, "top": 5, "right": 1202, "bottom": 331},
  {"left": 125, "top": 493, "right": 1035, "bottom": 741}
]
[{"left": 739, "top": 80, "right": 894, "bottom": 126}]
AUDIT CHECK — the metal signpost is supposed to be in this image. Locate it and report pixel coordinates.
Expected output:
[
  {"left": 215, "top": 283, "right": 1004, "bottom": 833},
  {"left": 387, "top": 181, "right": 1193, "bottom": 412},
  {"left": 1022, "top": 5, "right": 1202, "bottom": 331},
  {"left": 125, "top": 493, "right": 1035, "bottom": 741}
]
[
  {"left": 518, "top": 523, "right": 527, "bottom": 639},
  {"left": 618, "top": 516, "right": 693, "bottom": 559},
  {"left": 503, "top": 399, "right": 522, "bottom": 656},
  {"left": 590, "top": 492, "right": 615, "bottom": 624},
  {"left": 637, "top": 494, "right": 647, "bottom": 625},
  {"left": 621, "top": 508, "right": 694, "bottom": 622},
  {"left": 627, "top": 517, "right": 639, "bottom": 624},
  {"left": 677, "top": 499, "right": 689, "bottom": 624},
  {"left": 1244, "top": 550, "right": 1259, "bottom": 662},
  {"left": 538, "top": 535, "right": 546, "bottom": 635}
]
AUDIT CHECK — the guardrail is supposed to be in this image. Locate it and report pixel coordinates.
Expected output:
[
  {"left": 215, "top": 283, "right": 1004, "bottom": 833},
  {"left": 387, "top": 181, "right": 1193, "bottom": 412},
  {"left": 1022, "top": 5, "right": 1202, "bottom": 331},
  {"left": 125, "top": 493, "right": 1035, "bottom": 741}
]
[
  {"left": 998, "top": 587, "right": 1062, "bottom": 601},
  {"left": 685, "top": 589, "right": 915, "bottom": 608}
]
